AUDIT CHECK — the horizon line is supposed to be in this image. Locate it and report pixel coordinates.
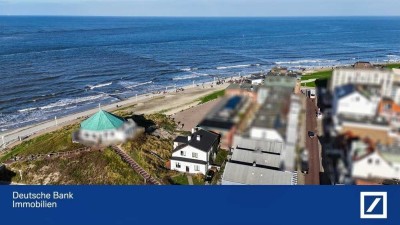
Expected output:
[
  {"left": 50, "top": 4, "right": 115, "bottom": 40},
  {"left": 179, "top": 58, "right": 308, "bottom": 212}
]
[{"left": 1, "top": 15, "right": 400, "bottom": 18}]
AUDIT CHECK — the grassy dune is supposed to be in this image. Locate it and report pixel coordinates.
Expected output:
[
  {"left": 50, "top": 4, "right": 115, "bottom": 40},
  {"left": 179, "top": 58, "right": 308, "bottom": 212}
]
[
  {"left": 1, "top": 113, "right": 178, "bottom": 185},
  {"left": 0, "top": 124, "right": 84, "bottom": 162},
  {"left": 8, "top": 148, "right": 144, "bottom": 184},
  {"left": 198, "top": 89, "right": 225, "bottom": 104}
]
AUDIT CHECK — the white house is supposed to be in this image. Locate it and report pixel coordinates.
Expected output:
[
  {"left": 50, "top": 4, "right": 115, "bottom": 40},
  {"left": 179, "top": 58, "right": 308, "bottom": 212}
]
[
  {"left": 332, "top": 84, "right": 379, "bottom": 118},
  {"left": 170, "top": 128, "right": 220, "bottom": 175},
  {"left": 352, "top": 151, "right": 400, "bottom": 180}
]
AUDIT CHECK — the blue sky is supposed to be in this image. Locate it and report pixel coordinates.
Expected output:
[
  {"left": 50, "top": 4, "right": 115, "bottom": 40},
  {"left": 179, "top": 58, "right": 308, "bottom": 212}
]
[{"left": 0, "top": 0, "right": 400, "bottom": 16}]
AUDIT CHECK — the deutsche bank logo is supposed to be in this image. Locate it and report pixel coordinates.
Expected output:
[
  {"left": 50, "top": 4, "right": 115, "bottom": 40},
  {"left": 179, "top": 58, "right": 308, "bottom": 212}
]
[{"left": 360, "top": 192, "right": 387, "bottom": 219}]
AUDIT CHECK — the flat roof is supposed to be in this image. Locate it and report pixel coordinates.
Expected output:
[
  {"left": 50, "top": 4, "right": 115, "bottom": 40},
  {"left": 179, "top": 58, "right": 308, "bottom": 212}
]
[
  {"left": 233, "top": 135, "right": 283, "bottom": 154},
  {"left": 251, "top": 87, "right": 292, "bottom": 137},
  {"left": 231, "top": 147, "right": 281, "bottom": 169},
  {"left": 222, "top": 162, "right": 293, "bottom": 185}
]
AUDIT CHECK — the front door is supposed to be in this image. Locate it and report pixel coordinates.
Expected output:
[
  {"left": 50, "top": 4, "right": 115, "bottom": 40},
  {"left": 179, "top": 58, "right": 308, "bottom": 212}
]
[{"left": 186, "top": 166, "right": 189, "bottom": 172}]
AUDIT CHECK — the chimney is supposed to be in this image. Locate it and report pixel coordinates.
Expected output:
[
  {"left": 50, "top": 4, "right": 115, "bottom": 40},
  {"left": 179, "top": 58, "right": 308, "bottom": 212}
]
[
  {"left": 188, "top": 136, "right": 191, "bottom": 141},
  {"left": 196, "top": 135, "right": 201, "bottom": 141}
]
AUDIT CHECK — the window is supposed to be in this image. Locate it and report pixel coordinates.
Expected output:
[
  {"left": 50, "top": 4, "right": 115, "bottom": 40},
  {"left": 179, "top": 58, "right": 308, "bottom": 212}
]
[
  {"left": 192, "top": 152, "right": 198, "bottom": 158},
  {"left": 376, "top": 159, "right": 380, "bottom": 165},
  {"left": 194, "top": 165, "right": 199, "bottom": 171},
  {"left": 368, "top": 158, "right": 372, "bottom": 164},
  {"left": 180, "top": 151, "right": 186, "bottom": 156},
  {"left": 176, "top": 162, "right": 181, "bottom": 168}
]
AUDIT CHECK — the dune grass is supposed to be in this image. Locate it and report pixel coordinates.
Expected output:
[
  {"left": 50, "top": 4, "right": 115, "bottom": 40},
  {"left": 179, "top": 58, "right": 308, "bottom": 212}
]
[
  {"left": 1, "top": 113, "right": 178, "bottom": 184},
  {"left": 1, "top": 124, "right": 84, "bottom": 162},
  {"left": 8, "top": 148, "right": 143, "bottom": 184},
  {"left": 123, "top": 133, "right": 175, "bottom": 183},
  {"left": 198, "top": 89, "right": 225, "bottom": 104}
]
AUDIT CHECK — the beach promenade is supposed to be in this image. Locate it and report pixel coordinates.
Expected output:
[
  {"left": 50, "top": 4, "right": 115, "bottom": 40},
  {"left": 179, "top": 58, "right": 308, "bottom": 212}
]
[{"left": 0, "top": 80, "right": 233, "bottom": 151}]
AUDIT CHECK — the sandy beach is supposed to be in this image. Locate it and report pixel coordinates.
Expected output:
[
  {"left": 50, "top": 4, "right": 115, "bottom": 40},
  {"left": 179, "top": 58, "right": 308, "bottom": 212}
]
[{"left": 0, "top": 76, "right": 246, "bottom": 150}]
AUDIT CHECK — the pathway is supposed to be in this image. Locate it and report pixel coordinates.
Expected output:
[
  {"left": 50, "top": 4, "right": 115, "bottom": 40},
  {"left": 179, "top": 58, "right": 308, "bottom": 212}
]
[
  {"left": 187, "top": 175, "right": 193, "bottom": 185},
  {"left": 111, "top": 145, "right": 161, "bottom": 185}
]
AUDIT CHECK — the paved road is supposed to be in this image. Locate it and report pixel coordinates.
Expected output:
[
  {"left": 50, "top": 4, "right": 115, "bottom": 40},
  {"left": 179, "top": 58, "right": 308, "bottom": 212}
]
[{"left": 305, "top": 97, "right": 320, "bottom": 185}]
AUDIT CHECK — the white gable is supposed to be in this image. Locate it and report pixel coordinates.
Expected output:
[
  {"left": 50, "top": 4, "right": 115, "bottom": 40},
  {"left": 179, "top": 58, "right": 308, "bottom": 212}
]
[
  {"left": 337, "top": 91, "right": 377, "bottom": 117},
  {"left": 352, "top": 152, "right": 400, "bottom": 180},
  {"left": 171, "top": 145, "right": 208, "bottom": 162}
]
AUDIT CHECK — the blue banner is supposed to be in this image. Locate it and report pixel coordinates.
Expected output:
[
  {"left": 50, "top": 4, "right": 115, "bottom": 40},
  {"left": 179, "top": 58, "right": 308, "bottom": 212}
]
[{"left": 0, "top": 186, "right": 398, "bottom": 225}]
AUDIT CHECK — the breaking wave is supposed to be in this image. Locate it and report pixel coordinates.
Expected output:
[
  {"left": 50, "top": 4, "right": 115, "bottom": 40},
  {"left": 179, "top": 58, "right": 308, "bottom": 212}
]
[
  {"left": 119, "top": 81, "right": 153, "bottom": 89},
  {"left": 86, "top": 82, "right": 113, "bottom": 90}
]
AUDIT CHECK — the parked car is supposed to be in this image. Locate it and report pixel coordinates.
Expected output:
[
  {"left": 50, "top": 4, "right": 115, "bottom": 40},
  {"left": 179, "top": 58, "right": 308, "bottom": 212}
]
[
  {"left": 205, "top": 170, "right": 215, "bottom": 182},
  {"left": 308, "top": 131, "right": 315, "bottom": 138}
]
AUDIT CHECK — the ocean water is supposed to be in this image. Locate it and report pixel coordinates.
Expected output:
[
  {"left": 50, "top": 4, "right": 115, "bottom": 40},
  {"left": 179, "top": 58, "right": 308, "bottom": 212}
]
[{"left": 1, "top": 16, "right": 400, "bottom": 131}]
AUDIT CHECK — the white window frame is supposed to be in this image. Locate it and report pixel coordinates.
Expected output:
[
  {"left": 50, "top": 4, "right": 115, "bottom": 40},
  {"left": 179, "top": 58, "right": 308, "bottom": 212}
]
[
  {"left": 194, "top": 165, "right": 200, "bottom": 171},
  {"left": 192, "top": 152, "right": 198, "bottom": 158},
  {"left": 176, "top": 162, "right": 181, "bottom": 168}
]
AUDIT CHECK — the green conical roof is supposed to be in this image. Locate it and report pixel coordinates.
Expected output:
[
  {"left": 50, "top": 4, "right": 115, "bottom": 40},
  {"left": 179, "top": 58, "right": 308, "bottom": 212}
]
[{"left": 81, "top": 110, "right": 125, "bottom": 131}]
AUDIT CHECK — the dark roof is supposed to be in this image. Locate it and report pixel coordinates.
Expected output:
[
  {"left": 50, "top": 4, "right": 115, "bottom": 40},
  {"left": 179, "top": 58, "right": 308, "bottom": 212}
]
[
  {"left": 334, "top": 84, "right": 355, "bottom": 99},
  {"left": 173, "top": 144, "right": 188, "bottom": 153},
  {"left": 198, "top": 119, "right": 235, "bottom": 130},
  {"left": 173, "top": 136, "right": 188, "bottom": 143},
  {"left": 173, "top": 129, "right": 220, "bottom": 152},
  {"left": 170, "top": 156, "right": 207, "bottom": 165}
]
